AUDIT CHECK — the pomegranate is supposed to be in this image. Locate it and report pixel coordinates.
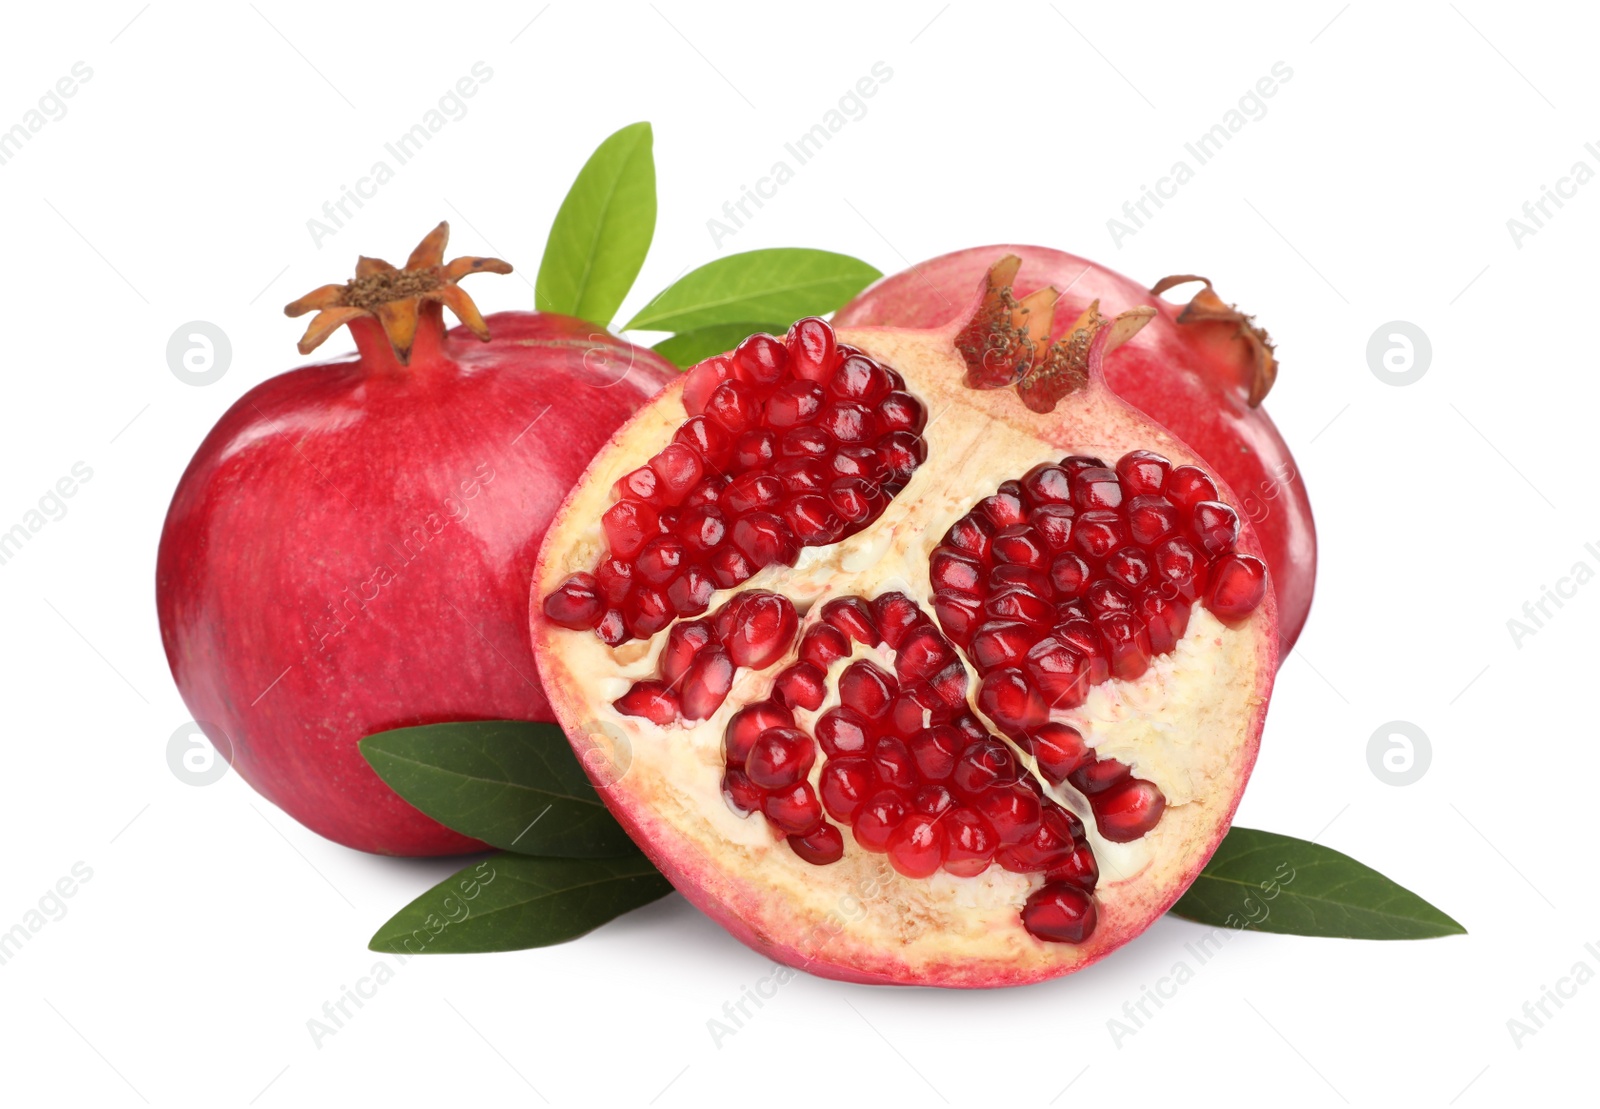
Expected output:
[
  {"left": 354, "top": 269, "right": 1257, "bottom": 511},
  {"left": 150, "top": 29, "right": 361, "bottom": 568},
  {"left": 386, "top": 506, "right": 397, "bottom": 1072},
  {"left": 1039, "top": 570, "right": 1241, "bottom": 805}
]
[
  {"left": 834, "top": 245, "right": 1315, "bottom": 652},
  {"left": 156, "top": 223, "right": 674, "bottom": 855},
  {"left": 532, "top": 258, "right": 1278, "bottom": 986}
]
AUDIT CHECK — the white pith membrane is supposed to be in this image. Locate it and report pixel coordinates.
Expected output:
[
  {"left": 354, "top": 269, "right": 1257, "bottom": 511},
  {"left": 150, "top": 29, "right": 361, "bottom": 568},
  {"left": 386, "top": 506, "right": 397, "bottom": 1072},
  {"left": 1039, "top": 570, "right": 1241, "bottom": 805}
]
[{"left": 532, "top": 307, "right": 1277, "bottom": 987}]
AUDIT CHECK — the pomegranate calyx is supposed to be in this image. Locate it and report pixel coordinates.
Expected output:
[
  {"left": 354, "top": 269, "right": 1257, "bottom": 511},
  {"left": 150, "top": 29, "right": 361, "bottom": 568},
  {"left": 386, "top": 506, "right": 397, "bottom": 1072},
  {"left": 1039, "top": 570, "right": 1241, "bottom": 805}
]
[
  {"left": 1150, "top": 274, "right": 1277, "bottom": 408},
  {"left": 285, "top": 221, "right": 513, "bottom": 365},
  {"left": 956, "top": 256, "right": 1155, "bottom": 414}
]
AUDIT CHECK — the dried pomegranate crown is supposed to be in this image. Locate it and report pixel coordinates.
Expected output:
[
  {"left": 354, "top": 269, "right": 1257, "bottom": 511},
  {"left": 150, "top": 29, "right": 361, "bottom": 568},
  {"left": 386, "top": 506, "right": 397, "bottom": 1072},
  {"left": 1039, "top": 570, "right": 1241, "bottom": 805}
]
[{"left": 284, "top": 221, "right": 512, "bottom": 365}]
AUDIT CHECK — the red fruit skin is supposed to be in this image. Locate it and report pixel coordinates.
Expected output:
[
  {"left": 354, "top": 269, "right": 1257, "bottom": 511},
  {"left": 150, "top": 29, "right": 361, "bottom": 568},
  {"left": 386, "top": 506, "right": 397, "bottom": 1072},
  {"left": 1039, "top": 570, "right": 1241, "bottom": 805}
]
[
  {"left": 156, "top": 312, "right": 674, "bottom": 855},
  {"left": 835, "top": 245, "right": 1315, "bottom": 652}
]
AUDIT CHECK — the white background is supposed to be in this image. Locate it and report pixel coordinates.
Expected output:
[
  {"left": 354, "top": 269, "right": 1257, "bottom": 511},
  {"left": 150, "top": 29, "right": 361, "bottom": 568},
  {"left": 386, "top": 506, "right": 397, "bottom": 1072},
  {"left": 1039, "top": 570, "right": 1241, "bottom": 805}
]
[{"left": 1, "top": 2, "right": 1593, "bottom": 1105}]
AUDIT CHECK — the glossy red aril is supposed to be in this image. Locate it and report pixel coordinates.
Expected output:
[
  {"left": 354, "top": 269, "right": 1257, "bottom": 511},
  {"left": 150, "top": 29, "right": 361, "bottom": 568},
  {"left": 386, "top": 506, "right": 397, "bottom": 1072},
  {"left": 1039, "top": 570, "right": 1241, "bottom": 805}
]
[
  {"left": 156, "top": 223, "right": 673, "bottom": 855},
  {"left": 533, "top": 257, "right": 1279, "bottom": 987}
]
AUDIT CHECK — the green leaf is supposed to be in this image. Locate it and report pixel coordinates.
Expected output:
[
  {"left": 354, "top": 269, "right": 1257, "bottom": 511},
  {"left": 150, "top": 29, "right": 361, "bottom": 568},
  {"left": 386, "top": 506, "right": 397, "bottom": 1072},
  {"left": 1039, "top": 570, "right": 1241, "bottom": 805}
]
[
  {"left": 625, "top": 248, "right": 881, "bottom": 332},
  {"left": 652, "top": 322, "right": 787, "bottom": 369},
  {"left": 359, "top": 721, "right": 638, "bottom": 858},
  {"left": 1169, "top": 827, "right": 1466, "bottom": 939},
  {"left": 369, "top": 853, "right": 673, "bottom": 954},
  {"left": 536, "top": 121, "right": 656, "bottom": 327}
]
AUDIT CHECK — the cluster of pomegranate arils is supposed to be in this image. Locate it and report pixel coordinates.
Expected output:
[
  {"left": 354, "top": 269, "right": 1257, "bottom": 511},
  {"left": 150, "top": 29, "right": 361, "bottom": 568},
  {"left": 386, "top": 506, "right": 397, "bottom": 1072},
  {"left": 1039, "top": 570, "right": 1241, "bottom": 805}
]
[{"left": 542, "top": 320, "right": 929, "bottom": 645}]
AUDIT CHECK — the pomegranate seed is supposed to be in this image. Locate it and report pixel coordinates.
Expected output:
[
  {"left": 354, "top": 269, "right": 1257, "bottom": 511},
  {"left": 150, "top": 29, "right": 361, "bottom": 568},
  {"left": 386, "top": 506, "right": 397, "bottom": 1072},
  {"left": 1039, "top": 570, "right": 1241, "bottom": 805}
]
[
  {"left": 717, "top": 591, "right": 798, "bottom": 670},
  {"left": 705, "top": 379, "right": 759, "bottom": 433},
  {"left": 830, "top": 354, "right": 893, "bottom": 404},
  {"left": 762, "top": 782, "right": 823, "bottom": 835},
  {"left": 852, "top": 790, "right": 909, "bottom": 852},
  {"left": 1138, "top": 590, "right": 1191, "bottom": 653},
  {"left": 1060, "top": 455, "right": 1107, "bottom": 477},
  {"left": 723, "top": 472, "right": 783, "bottom": 514},
  {"left": 992, "top": 525, "right": 1047, "bottom": 568},
  {"left": 985, "top": 586, "right": 1053, "bottom": 626},
  {"left": 734, "top": 429, "right": 777, "bottom": 469},
  {"left": 543, "top": 573, "right": 603, "bottom": 629},
  {"left": 895, "top": 624, "right": 952, "bottom": 683},
  {"left": 722, "top": 768, "right": 763, "bottom": 814},
  {"left": 828, "top": 444, "right": 880, "bottom": 480},
  {"left": 1046, "top": 842, "right": 1100, "bottom": 891},
  {"left": 978, "top": 784, "right": 1043, "bottom": 848},
  {"left": 877, "top": 391, "right": 926, "bottom": 433},
  {"left": 602, "top": 500, "right": 658, "bottom": 560},
  {"left": 1155, "top": 536, "right": 1207, "bottom": 601},
  {"left": 614, "top": 465, "right": 659, "bottom": 503},
  {"left": 1070, "top": 758, "right": 1131, "bottom": 795},
  {"left": 934, "top": 591, "right": 983, "bottom": 645},
  {"left": 930, "top": 548, "right": 984, "bottom": 593},
  {"left": 978, "top": 668, "right": 1049, "bottom": 734},
  {"left": 1020, "top": 462, "right": 1072, "bottom": 505},
  {"left": 1031, "top": 723, "right": 1092, "bottom": 783},
  {"left": 678, "top": 506, "right": 727, "bottom": 554},
  {"left": 1206, "top": 554, "right": 1269, "bottom": 621},
  {"left": 800, "top": 624, "right": 851, "bottom": 670},
  {"left": 927, "top": 660, "right": 968, "bottom": 707},
  {"left": 838, "top": 659, "right": 897, "bottom": 719},
  {"left": 635, "top": 537, "right": 685, "bottom": 585},
  {"left": 1093, "top": 778, "right": 1167, "bottom": 842},
  {"left": 615, "top": 680, "right": 678, "bottom": 724},
  {"left": 789, "top": 822, "right": 844, "bottom": 864},
  {"left": 625, "top": 587, "right": 674, "bottom": 638},
  {"left": 1164, "top": 465, "right": 1218, "bottom": 510},
  {"left": 1022, "top": 883, "right": 1098, "bottom": 944},
  {"left": 649, "top": 443, "right": 704, "bottom": 506},
  {"left": 774, "top": 457, "right": 828, "bottom": 495},
  {"left": 724, "top": 700, "right": 793, "bottom": 766},
  {"left": 765, "top": 379, "right": 825, "bottom": 427},
  {"left": 684, "top": 475, "right": 727, "bottom": 508},
  {"left": 887, "top": 814, "right": 947, "bottom": 878},
  {"left": 731, "top": 512, "right": 799, "bottom": 568},
  {"left": 1046, "top": 553, "right": 1090, "bottom": 598},
  {"left": 682, "top": 355, "right": 734, "bottom": 416},
  {"left": 820, "top": 758, "right": 874, "bottom": 822},
  {"left": 786, "top": 317, "right": 835, "bottom": 382},
  {"left": 878, "top": 431, "right": 926, "bottom": 483},
  {"left": 978, "top": 491, "right": 1025, "bottom": 527},
  {"left": 681, "top": 646, "right": 735, "bottom": 721},
  {"left": 1192, "top": 500, "right": 1240, "bottom": 557},
  {"left": 1105, "top": 547, "right": 1153, "bottom": 590},
  {"left": 910, "top": 724, "right": 962, "bottom": 780},
  {"left": 1073, "top": 510, "right": 1127, "bottom": 560},
  {"left": 943, "top": 512, "right": 995, "bottom": 558},
  {"left": 871, "top": 735, "right": 917, "bottom": 791},
  {"left": 1024, "top": 637, "right": 1089, "bottom": 709},
  {"left": 1030, "top": 504, "right": 1076, "bottom": 551},
  {"left": 1086, "top": 581, "right": 1134, "bottom": 616},
  {"left": 990, "top": 563, "right": 1052, "bottom": 598},
  {"left": 943, "top": 809, "right": 998, "bottom": 877},
  {"left": 709, "top": 546, "right": 755, "bottom": 589},
  {"left": 733, "top": 332, "right": 787, "bottom": 385},
  {"left": 815, "top": 706, "right": 871, "bottom": 757},
  {"left": 783, "top": 495, "right": 844, "bottom": 545},
  {"left": 746, "top": 726, "right": 816, "bottom": 789},
  {"left": 1072, "top": 467, "right": 1123, "bottom": 511},
  {"left": 1116, "top": 450, "right": 1169, "bottom": 496},
  {"left": 952, "top": 738, "right": 1021, "bottom": 797},
  {"left": 913, "top": 783, "right": 954, "bottom": 816},
  {"left": 970, "top": 620, "right": 1036, "bottom": 671},
  {"left": 772, "top": 661, "right": 826, "bottom": 710},
  {"left": 661, "top": 620, "right": 714, "bottom": 684},
  {"left": 781, "top": 426, "right": 832, "bottom": 458},
  {"left": 871, "top": 593, "right": 924, "bottom": 649},
  {"left": 1126, "top": 494, "right": 1179, "bottom": 546},
  {"left": 595, "top": 558, "right": 635, "bottom": 604},
  {"left": 821, "top": 596, "right": 879, "bottom": 645},
  {"left": 827, "top": 477, "right": 876, "bottom": 523},
  {"left": 1096, "top": 611, "right": 1152, "bottom": 680},
  {"left": 673, "top": 415, "right": 732, "bottom": 468},
  {"left": 596, "top": 609, "right": 627, "bottom": 645}
]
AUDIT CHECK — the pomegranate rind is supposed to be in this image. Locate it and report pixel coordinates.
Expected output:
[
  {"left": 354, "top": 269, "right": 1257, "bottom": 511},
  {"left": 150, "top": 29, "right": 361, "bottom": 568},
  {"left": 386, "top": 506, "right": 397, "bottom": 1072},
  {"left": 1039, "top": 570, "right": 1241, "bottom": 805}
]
[{"left": 531, "top": 320, "right": 1277, "bottom": 987}]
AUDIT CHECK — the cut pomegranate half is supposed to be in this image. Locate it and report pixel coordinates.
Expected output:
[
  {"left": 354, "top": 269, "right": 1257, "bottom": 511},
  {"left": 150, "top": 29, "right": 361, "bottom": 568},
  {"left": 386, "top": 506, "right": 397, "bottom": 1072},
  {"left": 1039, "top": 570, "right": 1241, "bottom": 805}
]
[{"left": 532, "top": 258, "right": 1277, "bottom": 987}]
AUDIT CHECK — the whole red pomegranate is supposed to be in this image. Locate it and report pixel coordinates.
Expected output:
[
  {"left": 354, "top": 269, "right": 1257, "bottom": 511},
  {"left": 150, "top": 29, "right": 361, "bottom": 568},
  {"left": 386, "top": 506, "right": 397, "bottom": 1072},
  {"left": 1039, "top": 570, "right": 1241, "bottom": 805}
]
[
  {"left": 833, "top": 246, "right": 1315, "bottom": 651},
  {"left": 532, "top": 258, "right": 1278, "bottom": 986},
  {"left": 156, "top": 223, "right": 674, "bottom": 855}
]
